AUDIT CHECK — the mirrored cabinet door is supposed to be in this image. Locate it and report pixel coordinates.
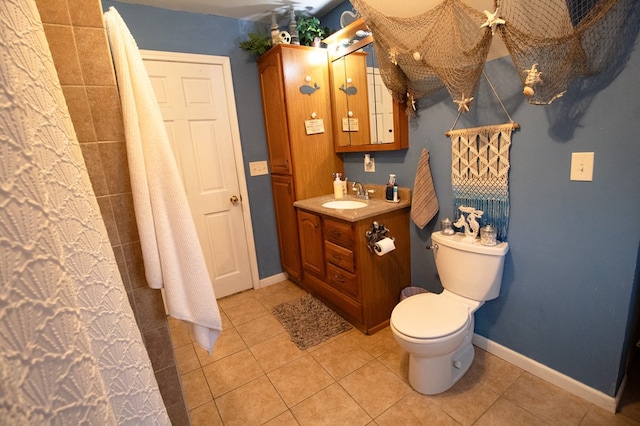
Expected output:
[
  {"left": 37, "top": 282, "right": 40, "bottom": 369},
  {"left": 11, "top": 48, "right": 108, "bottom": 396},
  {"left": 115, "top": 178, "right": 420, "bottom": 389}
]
[
  {"left": 363, "top": 43, "right": 395, "bottom": 145},
  {"left": 330, "top": 51, "right": 371, "bottom": 148}
]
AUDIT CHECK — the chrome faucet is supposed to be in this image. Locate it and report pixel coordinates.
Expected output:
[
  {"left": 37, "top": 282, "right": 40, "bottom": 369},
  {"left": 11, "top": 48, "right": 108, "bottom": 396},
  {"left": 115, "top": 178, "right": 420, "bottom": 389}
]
[{"left": 352, "top": 181, "right": 369, "bottom": 200}]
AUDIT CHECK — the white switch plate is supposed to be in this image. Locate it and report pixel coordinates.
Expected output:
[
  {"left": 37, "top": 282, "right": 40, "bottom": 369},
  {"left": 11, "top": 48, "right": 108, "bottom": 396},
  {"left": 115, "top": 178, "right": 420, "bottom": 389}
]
[
  {"left": 570, "top": 152, "right": 594, "bottom": 181},
  {"left": 249, "top": 160, "right": 268, "bottom": 176}
]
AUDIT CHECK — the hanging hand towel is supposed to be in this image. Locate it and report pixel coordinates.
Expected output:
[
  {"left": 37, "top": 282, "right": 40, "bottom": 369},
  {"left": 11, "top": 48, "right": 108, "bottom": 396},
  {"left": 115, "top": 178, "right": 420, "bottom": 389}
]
[
  {"left": 411, "top": 148, "right": 439, "bottom": 229},
  {"left": 104, "top": 7, "right": 221, "bottom": 354}
]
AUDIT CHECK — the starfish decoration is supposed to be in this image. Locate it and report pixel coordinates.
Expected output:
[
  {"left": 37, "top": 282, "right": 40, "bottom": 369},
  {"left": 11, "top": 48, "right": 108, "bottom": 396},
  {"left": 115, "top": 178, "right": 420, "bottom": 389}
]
[
  {"left": 524, "top": 63, "right": 543, "bottom": 86},
  {"left": 453, "top": 94, "right": 474, "bottom": 112},
  {"left": 480, "top": 8, "right": 506, "bottom": 35},
  {"left": 389, "top": 48, "right": 398, "bottom": 66},
  {"left": 407, "top": 92, "right": 416, "bottom": 111}
]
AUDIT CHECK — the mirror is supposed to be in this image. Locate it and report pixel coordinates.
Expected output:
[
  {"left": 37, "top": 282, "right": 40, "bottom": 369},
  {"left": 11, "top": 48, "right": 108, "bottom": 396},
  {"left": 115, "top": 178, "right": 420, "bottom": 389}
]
[{"left": 324, "top": 18, "right": 408, "bottom": 152}]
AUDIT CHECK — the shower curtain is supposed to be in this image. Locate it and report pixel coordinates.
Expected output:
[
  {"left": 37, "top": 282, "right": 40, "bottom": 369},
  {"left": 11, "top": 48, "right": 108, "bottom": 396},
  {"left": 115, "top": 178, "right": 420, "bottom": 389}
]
[
  {"left": 0, "top": 0, "right": 168, "bottom": 423},
  {"left": 103, "top": 7, "right": 222, "bottom": 353}
]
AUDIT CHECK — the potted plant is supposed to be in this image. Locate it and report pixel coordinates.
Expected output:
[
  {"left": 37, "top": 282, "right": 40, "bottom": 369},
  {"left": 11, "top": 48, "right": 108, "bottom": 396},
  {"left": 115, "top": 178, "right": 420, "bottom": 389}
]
[
  {"left": 238, "top": 28, "right": 272, "bottom": 61},
  {"left": 296, "top": 15, "right": 330, "bottom": 47},
  {"left": 239, "top": 13, "right": 331, "bottom": 60}
]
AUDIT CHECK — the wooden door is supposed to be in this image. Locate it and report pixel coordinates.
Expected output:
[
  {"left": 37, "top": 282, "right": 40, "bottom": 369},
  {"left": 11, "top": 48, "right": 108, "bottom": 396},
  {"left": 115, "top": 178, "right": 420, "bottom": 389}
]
[
  {"left": 332, "top": 52, "right": 371, "bottom": 148},
  {"left": 297, "top": 210, "right": 325, "bottom": 278},
  {"left": 258, "top": 48, "right": 292, "bottom": 176},
  {"left": 271, "top": 175, "right": 301, "bottom": 280},
  {"left": 280, "top": 46, "right": 342, "bottom": 200}
]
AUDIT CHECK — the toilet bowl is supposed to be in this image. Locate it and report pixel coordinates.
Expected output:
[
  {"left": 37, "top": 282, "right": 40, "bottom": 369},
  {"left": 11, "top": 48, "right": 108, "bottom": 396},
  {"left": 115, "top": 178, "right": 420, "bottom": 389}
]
[
  {"left": 391, "top": 231, "right": 509, "bottom": 395},
  {"left": 390, "top": 290, "right": 479, "bottom": 394}
]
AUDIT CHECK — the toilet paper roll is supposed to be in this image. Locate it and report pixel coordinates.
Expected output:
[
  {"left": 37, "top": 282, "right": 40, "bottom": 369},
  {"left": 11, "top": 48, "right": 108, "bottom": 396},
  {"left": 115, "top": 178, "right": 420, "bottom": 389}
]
[{"left": 374, "top": 237, "right": 395, "bottom": 256}]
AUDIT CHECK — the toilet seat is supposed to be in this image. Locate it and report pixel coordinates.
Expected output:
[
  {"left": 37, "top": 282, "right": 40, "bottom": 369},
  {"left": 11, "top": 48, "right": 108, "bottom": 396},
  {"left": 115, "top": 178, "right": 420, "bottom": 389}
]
[{"left": 391, "top": 293, "right": 470, "bottom": 339}]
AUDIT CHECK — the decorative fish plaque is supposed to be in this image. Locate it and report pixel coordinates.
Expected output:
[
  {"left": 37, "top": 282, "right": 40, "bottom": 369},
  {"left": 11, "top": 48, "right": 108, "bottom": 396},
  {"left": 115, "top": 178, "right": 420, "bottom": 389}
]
[{"left": 300, "top": 82, "right": 320, "bottom": 95}]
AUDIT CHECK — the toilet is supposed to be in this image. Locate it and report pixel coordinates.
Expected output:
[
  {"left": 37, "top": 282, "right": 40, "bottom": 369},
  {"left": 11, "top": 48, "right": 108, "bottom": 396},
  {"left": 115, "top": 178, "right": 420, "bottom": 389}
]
[{"left": 390, "top": 231, "right": 509, "bottom": 395}]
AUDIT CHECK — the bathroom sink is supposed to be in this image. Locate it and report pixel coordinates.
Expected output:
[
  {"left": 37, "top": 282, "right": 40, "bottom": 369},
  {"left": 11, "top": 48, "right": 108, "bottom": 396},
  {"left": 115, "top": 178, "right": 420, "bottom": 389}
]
[{"left": 321, "top": 200, "right": 368, "bottom": 209}]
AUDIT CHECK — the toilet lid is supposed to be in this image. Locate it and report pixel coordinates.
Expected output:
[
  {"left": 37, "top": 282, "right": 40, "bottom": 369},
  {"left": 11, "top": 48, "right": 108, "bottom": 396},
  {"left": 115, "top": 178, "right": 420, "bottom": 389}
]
[{"left": 391, "top": 293, "right": 470, "bottom": 339}]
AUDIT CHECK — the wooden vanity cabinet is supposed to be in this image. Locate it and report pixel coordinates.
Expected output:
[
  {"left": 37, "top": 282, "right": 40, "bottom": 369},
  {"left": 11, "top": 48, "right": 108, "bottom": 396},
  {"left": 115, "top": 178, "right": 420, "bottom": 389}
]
[
  {"left": 258, "top": 44, "right": 344, "bottom": 280},
  {"left": 296, "top": 208, "right": 411, "bottom": 334}
]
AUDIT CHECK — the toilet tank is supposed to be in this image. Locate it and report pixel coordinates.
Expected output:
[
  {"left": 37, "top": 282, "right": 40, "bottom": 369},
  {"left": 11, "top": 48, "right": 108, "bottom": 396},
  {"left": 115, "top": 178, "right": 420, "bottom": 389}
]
[{"left": 431, "top": 232, "right": 509, "bottom": 301}]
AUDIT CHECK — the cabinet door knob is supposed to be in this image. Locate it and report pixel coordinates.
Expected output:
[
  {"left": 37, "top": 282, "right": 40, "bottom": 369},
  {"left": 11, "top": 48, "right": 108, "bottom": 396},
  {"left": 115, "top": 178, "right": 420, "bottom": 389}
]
[{"left": 333, "top": 275, "right": 345, "bottom": 283}]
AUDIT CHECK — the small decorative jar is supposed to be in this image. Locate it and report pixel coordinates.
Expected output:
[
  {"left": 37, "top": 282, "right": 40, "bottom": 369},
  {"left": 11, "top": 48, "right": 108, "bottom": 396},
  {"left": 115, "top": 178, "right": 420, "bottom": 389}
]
[
  {"left": 480, "top": 225, "right": 497, "bottom": 246},
  {"left": 441, "top": 218, "right": 455, "bottom": 235}
]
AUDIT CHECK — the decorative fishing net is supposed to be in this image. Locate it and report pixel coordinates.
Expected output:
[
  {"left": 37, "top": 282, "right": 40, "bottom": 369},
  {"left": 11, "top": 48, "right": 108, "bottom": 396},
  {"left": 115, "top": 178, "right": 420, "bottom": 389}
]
[
  {"left": 350, "top": 0, "right": 633, "bottom": 112},
  {"left": 498, "top": 0, "right": 633, "bottom": 104}
]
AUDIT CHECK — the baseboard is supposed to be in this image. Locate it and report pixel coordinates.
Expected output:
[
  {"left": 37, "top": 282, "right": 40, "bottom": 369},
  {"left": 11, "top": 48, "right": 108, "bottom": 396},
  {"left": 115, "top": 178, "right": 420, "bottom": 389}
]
[
  {"left": 473, "top": 334, "right": 618, "bottom": 413},
  {"left": 255, "top": 272, "right": 288, "bottom": 289}
]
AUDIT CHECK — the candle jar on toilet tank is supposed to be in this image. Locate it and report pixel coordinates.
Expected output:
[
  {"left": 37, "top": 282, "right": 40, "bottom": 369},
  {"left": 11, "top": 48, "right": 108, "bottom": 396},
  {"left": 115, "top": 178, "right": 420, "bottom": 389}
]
[
  {"left": 480, "top": 225, "right": 497, "bottom": 246},
  {"left": 441, "top": 218, "right": 454, "bottom": 235}
]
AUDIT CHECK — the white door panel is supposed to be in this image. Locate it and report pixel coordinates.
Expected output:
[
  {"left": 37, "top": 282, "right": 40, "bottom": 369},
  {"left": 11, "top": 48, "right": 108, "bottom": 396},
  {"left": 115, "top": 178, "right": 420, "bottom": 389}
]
[{"left": 143, "top": 52, "right": 255, "bottom": 298}]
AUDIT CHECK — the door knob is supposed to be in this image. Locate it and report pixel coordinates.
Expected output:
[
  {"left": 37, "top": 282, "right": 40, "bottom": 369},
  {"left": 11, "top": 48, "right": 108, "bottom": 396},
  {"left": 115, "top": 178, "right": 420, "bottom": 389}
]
[{"left": 230, "top": 195, "right": 239, "bottom": 204}]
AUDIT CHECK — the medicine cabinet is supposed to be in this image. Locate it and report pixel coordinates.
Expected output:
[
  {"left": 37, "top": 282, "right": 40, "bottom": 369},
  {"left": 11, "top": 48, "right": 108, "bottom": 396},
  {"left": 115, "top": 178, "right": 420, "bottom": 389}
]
[{"left": 324, "top": 18, "right": 408, "bottom": 153}]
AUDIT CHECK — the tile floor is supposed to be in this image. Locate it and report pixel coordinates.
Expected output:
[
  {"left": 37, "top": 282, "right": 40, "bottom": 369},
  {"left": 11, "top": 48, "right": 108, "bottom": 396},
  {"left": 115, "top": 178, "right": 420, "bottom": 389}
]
[{"left": 168, "top": 280, "right": 640, "bottom": 425}]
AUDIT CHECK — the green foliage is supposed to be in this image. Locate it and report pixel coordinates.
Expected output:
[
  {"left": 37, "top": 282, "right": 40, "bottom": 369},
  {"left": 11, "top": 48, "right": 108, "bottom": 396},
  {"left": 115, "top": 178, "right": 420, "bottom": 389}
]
[
  {"left": 238, "top": 14, "right": 330, "bottom": 60},
  {"left": 296, "top": 15, "right": 329, "bottom": 47},
  {"left": 239, "top": 29, "right": 272, "bottom": 61}
]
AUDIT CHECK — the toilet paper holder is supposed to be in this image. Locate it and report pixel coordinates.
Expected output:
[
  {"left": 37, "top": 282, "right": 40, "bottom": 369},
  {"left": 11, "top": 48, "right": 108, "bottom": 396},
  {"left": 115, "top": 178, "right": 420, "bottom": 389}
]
[{"left": 365, "top": 221, "right": 394, "bottom": 253}]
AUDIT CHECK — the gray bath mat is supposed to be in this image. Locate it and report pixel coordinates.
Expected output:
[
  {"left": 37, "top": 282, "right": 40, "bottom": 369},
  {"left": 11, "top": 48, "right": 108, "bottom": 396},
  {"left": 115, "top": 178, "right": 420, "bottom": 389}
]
[{"left": 272, "top": 294, "right": 353, "bottom": 350}]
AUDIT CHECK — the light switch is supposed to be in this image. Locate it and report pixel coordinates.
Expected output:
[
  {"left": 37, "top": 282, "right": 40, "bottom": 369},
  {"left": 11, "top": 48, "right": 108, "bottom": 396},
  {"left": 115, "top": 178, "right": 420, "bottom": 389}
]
[
  {"left": 249, "top": 160, "right": 268, "bottom": 176},
  {"left": 570, "top": 152, "right": 594, "bottom": 181}
]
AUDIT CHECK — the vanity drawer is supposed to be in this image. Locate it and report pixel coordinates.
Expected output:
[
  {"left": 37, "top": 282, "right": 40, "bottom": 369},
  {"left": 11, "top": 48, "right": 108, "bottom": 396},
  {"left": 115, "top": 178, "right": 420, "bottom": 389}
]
[
  {"left": 324, "top": 241, "right": 355, "bottom": 273},
  {"left": 304, "top": 273, "right": 363, "bottom": 323},
  {"left": 323, "top": 218, "right": 354, "bottom": 249},
  {"left": 326, "top": 263, "right": 358, "bottom": 299}
]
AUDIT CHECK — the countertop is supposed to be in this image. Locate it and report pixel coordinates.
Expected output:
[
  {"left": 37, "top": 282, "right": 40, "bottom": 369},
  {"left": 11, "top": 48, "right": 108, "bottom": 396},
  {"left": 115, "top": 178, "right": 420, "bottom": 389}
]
[{"left": 294, "top": 184, "right": 411, "bottom": 222}]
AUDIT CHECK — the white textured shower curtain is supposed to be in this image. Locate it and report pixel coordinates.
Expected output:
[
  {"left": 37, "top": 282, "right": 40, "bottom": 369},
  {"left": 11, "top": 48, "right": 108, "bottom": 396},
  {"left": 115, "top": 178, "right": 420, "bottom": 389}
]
[
  {"left": 103, "top": 7, "right": 222, "bottom": 353},
  {"left": 0, "top": 0, "right": 168, "bottom": 423}
]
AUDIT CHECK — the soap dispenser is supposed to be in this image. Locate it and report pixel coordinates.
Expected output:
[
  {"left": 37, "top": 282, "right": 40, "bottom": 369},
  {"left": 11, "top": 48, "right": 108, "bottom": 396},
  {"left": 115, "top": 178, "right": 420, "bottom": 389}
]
[{"left": 333, "top": 173, "right": 344, "bottom": 199}]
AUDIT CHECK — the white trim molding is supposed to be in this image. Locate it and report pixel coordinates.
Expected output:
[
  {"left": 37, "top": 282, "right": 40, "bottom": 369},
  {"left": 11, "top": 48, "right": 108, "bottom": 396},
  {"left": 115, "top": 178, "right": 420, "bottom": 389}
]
[
  {"left": 255, "top": 273, "right": 289, "bottom": 289},
  {"left": 473, "top": 334, "right": 620, "bottom": 413}
]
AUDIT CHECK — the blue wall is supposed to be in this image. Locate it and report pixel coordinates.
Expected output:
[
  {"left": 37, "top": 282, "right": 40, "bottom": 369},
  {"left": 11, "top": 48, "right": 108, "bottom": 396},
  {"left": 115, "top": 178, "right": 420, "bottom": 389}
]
[{"left": 104, "top": 1, "right": 640, "bottom": 397}]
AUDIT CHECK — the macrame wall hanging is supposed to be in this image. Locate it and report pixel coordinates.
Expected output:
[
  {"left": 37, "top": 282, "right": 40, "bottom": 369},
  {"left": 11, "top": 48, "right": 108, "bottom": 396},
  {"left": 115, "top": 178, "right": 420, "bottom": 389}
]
[
  {"left": 448, "top": 123, "right": 513, "bottom": 241},
  {"left": 446, "top": 71, "right": 517, "bottom": 242},
  {"left": 350, "top": 0, "right": 633, "bottom": 113}
]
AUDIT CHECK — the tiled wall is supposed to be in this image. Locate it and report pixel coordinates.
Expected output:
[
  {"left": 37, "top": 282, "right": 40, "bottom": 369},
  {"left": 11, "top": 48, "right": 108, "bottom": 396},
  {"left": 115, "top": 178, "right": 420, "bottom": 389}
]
[{"left": 34, "top": 0, "right": 189, "bottom": 423}]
